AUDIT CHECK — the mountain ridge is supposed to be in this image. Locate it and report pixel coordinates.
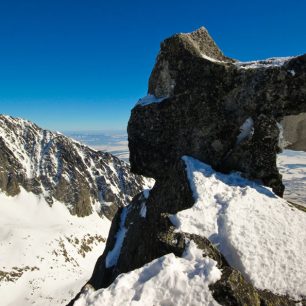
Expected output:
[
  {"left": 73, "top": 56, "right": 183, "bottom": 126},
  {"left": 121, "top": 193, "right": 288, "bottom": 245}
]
[{"left": 0, "top": 114, "right": 151, "bottom": 219}]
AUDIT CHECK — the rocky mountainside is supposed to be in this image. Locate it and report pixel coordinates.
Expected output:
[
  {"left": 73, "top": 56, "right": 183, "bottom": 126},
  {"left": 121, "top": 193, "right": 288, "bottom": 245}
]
[
  {"left": 0, "top": 115, "right": 150, "bottom": 219},
  {"left": 70, "top": 27, "right": 306, "bottom": 306}
]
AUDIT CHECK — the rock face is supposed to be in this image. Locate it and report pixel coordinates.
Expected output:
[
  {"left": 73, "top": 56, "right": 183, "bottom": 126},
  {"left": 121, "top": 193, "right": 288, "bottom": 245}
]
[
  {"left": 0, "top": 115, "right": 149, "bottom": 219},
  {"left": 70, "top": 28, "right": 306, "bottom": 305},
  {"left": 129, "top": 26, "right": 306, "bottom": 196}
]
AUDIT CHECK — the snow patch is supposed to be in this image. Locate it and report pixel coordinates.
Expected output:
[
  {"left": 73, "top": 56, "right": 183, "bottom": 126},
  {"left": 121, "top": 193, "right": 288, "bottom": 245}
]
[
  {"left": 235, "top": 57, "right": 293, "bottom": 69},
  {"left": 142, "top": 189, "right": 150, "bottom": 199},
  {"left": 140, "top": 202, "right": 147, "bottom": 218},
  {"left": 105, "top": 207, "right": 128, "bottom": 268},
  {"left": 288, "top": 69, "right": 296, "bottom": 76},
  {"left": 236, "top": 117, "right": 254, "bottom": 144},
  {"left": 74, "top": 240, "right": 221, "bottom": 306},
  {"left": 136, "top": 94, "right": 167, "bottom": 107}
]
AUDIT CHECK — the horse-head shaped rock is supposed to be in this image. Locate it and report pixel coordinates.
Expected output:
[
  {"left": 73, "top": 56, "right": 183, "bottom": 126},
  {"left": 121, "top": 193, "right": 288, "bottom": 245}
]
[{"left": 128, "top": 27, "right": 306, "bottom": 196}]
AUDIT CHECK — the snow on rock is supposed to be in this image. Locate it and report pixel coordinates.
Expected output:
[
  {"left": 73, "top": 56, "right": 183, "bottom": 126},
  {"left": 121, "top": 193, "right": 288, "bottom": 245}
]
[
  {"left": 170, "top": 156, "right": 306, "bottom": 299},
  {"left": 74, "top": 240, "right": 221, "bottom": 306},
  {"left": 235, "top": 56, "right": 293, "bottom": 69},
  {"left": 138, "top": 188, "right": 151, "bottom": 218},
  {"left": 105, "top": 207, "right": 128, "bottom": 268},
  {"left": 277, "top": 149, "right": 306, "bottom": 207},
  {"left": 139, "top": 202, "right": 147, "bottom": 218},
  {"left": 236, "top": 117, "right": 254, "bottom": 144},
  {"left": 136, "top": 94, "right": 167, "bottom": 107},
  {"left": 0, "top": 188, "right": 111, "bottom": 306}
]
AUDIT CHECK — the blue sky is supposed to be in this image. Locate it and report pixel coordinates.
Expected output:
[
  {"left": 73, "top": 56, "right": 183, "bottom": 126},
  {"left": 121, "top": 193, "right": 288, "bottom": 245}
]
[{"left": 0, "top": 0, "right": 305, "bottom": 131}]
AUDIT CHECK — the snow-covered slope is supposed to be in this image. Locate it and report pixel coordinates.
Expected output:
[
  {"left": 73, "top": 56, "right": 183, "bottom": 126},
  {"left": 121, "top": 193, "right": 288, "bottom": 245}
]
[
  {"left": 277, "top": 149, "right": 306, "bottom": 207},
  {"left": 72, "top": 153, "right": 306, "bottom": 306},
  {"left": 0, "top": 188, "right": 111, "bottom": 305},
  {"left": 0, "top": 115, "right": 154, "bottom": 306},
  {"left": 73, "top": 241, "right": 222, "bottom": 306},
  {"left": 171, "top": 156, "right": 306, "bottom": 299},
  {"left": 0, "top": 115, "right": 151, "bottom": 219}
]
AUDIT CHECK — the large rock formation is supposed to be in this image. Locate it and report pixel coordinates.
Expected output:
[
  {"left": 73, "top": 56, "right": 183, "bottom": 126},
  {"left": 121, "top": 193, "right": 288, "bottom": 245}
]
[
  {"left": 70, "top": 28, "right": 306, "bottom": 305},
  {"left": 129, "top": 27, "right": 306, "bottom": 196},
  {"left": 0, "top": 115, "right": 149, "bottom": 219}
]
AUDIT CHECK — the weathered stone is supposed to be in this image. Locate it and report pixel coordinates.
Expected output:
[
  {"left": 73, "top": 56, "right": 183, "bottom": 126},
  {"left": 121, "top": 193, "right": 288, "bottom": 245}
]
[{"left": 129, "top": 27, "right": 306, "bottom": 196}]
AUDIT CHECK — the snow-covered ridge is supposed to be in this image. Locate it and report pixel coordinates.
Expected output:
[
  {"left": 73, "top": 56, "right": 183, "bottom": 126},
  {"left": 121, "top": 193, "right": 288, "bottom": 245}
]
[
  {"left": 74, "top": 241, "right": 221, "bottom": 306},
  {"left": 0, "top": 114, "right": 152, "bottom": 218},
  {"left": 235, "top": 56, "right": 294, "bottom": 69},
  {"left": 170, "top": 156, "right": 306, "bottom": 299}
]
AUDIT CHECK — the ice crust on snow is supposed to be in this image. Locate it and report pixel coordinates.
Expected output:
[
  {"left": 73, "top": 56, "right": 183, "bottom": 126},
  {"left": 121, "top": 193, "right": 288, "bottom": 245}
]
[
  {"left": 74, "top": 241, "right": 221, "bottom": 306},
  {"left": 235, "top": 56, "right": 293, "bottom": 69},
  {"left": 136, "top": 94, "right": 167, "bottom": 106},
  {"left": 171, "top": 156, "right": 306, "bottom": 299}
]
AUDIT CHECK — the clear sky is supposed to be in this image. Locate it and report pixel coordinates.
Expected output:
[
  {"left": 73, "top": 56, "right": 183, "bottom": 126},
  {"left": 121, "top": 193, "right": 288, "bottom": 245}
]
[{"left": 0, "top": 0, "right": 305, "bottom": 131}]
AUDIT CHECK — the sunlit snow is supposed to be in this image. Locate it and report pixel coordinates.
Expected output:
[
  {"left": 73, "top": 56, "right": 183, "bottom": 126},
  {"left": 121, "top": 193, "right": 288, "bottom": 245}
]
[
  {"left": 0, "top": 189, "right": 111, "bottom": 306},
  {"left": 74, "top": 241, "right": 221, "bottom": 306},
  {"left": 171, "top": 156, "right": 306, "bottom": 299}
]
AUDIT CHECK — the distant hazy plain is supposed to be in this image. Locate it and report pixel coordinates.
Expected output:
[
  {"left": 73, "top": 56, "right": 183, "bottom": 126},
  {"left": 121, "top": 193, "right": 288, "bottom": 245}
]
[{"left": 64, "top": 131, "right": 129, "bottom": 162}]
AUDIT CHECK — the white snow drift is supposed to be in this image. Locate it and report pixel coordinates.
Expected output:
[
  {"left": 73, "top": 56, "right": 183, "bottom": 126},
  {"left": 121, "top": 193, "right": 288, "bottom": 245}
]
[
  {"left": 170, "top": 156, "right": 306, "bottom": 299},
  {"left": 74, "top": 241, "right": 221, "bottom": 306}
]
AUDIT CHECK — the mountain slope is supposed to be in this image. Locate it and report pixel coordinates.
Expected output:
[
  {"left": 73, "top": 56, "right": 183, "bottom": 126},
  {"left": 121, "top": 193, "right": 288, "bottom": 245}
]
[
  {"left": 0, "top": 115, "right": 153, "bottom": 305},
  {"left": 0, "top": 114, "right": 151, "bottom": 219},
  {"left": 0, "top": 188, "right": 111, "bottom": 306}
]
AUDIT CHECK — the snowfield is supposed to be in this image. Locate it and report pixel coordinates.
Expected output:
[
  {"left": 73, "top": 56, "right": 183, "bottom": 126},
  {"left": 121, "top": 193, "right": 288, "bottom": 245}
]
[
  {"left": 0, "top": 189, "right": 111, "bottom": 306},
  {"left": 74, "top": 241, "right": 221, "bottom": 306},
  {"left": 277, "top": 149, "right": 306, "bottom": 207},
  {"left": 171, "top": 156, "right": 306, "bottom": 299}
]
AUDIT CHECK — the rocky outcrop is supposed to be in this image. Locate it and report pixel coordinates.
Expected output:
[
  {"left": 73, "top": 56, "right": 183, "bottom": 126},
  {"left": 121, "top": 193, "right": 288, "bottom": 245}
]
[
  {"left": 70, "top": 27, "right": 306, "bottom": 305},
  {"left": 0, "top": 115, "right": 150, "bottom": 219},
  {"left": 129, "top": 26, "right": 306, "bottom": 196}
]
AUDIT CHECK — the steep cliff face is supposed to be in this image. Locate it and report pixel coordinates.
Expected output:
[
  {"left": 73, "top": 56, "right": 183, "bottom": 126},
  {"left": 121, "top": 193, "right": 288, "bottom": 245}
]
[
  {"left": 0, "top": 115, "right": 150, "bottom": 219},
  {"left": 71, "top": 28, "right": 306, "bottom": 306}
]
